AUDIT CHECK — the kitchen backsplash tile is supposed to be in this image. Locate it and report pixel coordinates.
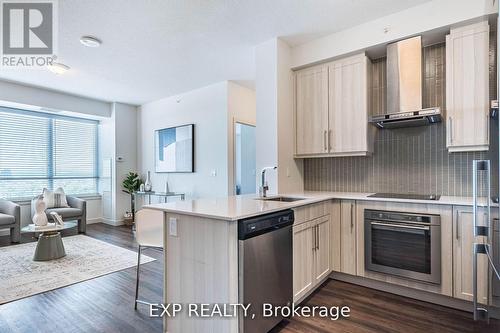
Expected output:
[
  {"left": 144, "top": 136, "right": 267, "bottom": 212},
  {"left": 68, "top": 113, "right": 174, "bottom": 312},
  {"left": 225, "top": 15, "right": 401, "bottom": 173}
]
[{"left": 304, "top": 34, "right": 498, "bottom": 197}]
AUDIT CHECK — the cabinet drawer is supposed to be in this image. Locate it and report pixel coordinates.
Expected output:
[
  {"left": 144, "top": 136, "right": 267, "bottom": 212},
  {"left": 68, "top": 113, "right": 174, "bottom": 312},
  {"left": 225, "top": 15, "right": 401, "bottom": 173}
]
[{"left": 293, "top": 201, "right": 331, "bottom": 225}]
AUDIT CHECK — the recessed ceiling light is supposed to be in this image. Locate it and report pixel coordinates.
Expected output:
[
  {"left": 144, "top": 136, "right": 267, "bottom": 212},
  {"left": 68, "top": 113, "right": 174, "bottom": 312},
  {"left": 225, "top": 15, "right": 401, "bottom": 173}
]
[
  {"left": 47, "top": 62, "right": 70, "bottom": 75},
  {"left": 80, "top": 35, "right": 102, "bottom": 48}
]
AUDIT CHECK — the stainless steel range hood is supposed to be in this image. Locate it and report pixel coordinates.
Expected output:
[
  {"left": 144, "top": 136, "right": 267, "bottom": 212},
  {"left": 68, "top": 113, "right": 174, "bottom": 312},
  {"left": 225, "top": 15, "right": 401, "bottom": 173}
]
[
  {"left": 370, "top": 108, "right": 442, "bottom": 129},
  {"left": 369, "top": 36, "right": 441, "bottom": 129}
]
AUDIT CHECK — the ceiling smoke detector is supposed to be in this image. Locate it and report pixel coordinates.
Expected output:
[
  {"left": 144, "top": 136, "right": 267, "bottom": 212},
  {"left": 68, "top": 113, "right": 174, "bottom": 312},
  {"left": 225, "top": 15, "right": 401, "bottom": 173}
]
[
  {"left": 47, "top": 62, "right": 70, "bottom": 75},
  {"left": 80, "top": 35, "right": 102, "bottom": 48}
]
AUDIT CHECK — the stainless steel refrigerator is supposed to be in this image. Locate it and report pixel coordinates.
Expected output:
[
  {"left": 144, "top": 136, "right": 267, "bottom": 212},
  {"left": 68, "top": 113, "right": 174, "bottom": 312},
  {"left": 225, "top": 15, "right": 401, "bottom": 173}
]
[
  {"left": 472, "top": 160, "right": 500, "bottom": 321},
  {"left": 472, "top": 11, "right": 500, "bottom": 321}
]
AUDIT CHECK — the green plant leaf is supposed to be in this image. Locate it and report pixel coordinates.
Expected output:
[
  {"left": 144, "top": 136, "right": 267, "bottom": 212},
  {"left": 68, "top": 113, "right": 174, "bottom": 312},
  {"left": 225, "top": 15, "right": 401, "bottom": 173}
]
[{"left": 122, "top": 172, "right": 141, "bottom": 194}]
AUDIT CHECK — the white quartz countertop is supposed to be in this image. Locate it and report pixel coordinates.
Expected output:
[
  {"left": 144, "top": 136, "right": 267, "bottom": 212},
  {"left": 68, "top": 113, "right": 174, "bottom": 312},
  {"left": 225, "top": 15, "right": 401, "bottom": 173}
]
[{"left": 143, "top": 191, "right": 497, "bottom": 221}]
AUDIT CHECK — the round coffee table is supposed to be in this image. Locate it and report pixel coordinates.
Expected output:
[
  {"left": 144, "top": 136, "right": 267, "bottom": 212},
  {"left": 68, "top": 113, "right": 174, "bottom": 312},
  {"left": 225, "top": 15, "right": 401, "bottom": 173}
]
[{"left": 21, "top": 221, "right": 78, "bottom": 261}]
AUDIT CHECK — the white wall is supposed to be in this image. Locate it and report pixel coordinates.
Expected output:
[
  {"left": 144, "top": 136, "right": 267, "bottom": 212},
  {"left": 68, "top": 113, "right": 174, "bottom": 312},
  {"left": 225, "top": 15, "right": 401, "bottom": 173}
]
[
  {"left": 0, "top": 79, "right": 111, "bottom": 117},
  {"left": 255, "top": 38, "right": 304, "bottom": 195},
  {"left": 138, "top": 82, "right": 230, "bottom": 199},
  {"left": 99, "top": 102, "right": 138, "bottom": 225},
  {"left": 228, "top": 81, "right": 256, "bottom": 125},
  {"left": 99, "top": 114, "right": 115, "bottom": 223},
  {"left": 227, "top": 81, "right": 256, "bottom": 194},
  {"left": 114, "top": 103, "right": 138, "bottom": 222},
  {"left": 276, "top": 39, "right": 304, "bottom": 193},
  {"left": 255, "top": 39, "right": 279, "bottom": 195},
  {"left": 291, "top": 0, "right": 497, "bottom": 68}
]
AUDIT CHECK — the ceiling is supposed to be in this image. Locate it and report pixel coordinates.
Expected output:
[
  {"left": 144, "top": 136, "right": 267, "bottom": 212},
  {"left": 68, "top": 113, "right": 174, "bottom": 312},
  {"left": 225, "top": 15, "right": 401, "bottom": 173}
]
[{"left": 0, "top": 0, "right": 431, "bottom": 105}]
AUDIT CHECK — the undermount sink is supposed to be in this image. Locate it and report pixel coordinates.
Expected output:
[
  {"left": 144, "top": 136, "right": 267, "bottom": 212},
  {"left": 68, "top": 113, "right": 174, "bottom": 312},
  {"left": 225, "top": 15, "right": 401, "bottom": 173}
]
[{"left": 256, "top": 196, "right": 306, "bottom": 202}]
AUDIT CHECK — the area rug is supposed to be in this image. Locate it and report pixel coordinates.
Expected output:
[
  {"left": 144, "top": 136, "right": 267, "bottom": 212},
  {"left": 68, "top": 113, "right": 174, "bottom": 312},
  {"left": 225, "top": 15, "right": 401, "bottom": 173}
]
[{"left": 0, "top": 235, "right": 155, "bottom": 304}]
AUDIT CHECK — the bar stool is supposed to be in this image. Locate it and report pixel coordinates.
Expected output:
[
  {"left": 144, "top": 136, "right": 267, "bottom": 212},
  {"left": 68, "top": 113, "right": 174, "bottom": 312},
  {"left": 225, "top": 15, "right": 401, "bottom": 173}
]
[{"left": 134, "top": 209, "right": 164, "bottom": 309}]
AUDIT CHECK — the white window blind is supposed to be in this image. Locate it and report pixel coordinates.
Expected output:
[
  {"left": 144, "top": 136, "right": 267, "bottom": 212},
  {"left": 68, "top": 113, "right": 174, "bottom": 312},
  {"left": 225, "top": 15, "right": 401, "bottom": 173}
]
[{"left": 0, "top": 107, "right": 99, "bottom": 199}]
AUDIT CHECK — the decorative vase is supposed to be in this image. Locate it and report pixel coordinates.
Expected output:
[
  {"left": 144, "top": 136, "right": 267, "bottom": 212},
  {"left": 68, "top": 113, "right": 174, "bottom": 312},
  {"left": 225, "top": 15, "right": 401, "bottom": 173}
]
[
  {"left": 33, "top": 197, "right": 48, "bottom": 226},
  {"left": 144, "top": 171, "right": 152, "bottom": 192},
  {"left": 139, "top": 183, "right": 145, "bottom": 192}
]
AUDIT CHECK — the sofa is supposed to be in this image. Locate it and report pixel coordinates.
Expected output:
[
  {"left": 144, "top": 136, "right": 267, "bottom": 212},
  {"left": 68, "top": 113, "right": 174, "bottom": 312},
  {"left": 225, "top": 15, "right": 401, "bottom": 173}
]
[
  {"left": 0, "top": 200, "right": 21, "bottom": 243},
  {"left": 31, "top": 196, "right": 87, "bottom": 234}
]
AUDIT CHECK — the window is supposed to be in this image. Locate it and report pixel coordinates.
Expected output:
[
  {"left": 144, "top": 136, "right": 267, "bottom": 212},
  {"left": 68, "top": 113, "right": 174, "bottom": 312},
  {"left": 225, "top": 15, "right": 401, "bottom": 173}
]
[{"left": 0, "top": 107, "right": 99, "bottom": 199}]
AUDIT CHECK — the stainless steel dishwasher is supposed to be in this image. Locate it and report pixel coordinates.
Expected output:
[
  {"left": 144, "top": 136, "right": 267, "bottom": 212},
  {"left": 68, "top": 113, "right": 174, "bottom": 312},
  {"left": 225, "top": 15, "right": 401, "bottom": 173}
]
[{"left": 238, "top": 209, "right": 294, "bottom": 333}]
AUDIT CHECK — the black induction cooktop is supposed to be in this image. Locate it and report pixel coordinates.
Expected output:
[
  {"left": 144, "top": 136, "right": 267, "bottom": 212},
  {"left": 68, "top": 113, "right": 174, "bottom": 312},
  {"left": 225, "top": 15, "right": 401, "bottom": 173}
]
[{"left": 368, "top": 193, "right": 441, "bottom": 201}]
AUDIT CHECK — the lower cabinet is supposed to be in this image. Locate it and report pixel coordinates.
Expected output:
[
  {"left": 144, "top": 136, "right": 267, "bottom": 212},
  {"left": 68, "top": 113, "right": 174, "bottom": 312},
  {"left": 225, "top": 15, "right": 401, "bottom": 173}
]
[
  {"left": 313, "top": 216, "right": 331, "bottom": 283},
  {"left": 293, "top": 215, "right": 331, "bottom": 302},
  {"left": 330, "top": 200, "right": 341, "bottom": 272},
  {"left": 292, "top": 220, "right": 314, "bottom": 301},
  {"left": 453, "top": 206, "right": 489, "bottom": 303},
  {"left": 293, "top": 199, "right": 495, "bottom": 305},
  {"left": 340, "top": 200, "right": 356, "bottom": 275}
]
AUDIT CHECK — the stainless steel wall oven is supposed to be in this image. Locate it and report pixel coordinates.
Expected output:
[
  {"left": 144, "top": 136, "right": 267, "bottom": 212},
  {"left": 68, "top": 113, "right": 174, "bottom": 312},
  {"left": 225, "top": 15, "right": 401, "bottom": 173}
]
[{"left": 364, "top": 210, "right": 441, "bottom": 284}]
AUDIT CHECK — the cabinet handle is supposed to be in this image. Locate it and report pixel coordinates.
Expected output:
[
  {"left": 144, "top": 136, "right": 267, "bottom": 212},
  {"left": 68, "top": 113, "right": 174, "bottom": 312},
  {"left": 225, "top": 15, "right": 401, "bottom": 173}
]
[
  {"left": 455, "top": 210, "right": 460, "bottom": 240},
  {"left": 316, "top": 225, "right": 320, "bottom": 250},
  {"left": 314, "top": 225, "right": 316, "bottom": 250},
  {"left": 312, "top": 225, "right": 316, "bottom": 251},
  {"left": 486, "top": 112, "right": 490, "bottom": 143},
  {"left": 316, "top": 225, "right": 319, "bottom": 250},
  {"left": 350, "top": 203, "right": 354, "bottom": 231},
  {"left": 323, "top": 130, "right": 327, "bottom": 151},
  {"left": 328, "top": 129, "right": 332, "bottom": 150},
  {"left": 448, "top": 117, "right": 453, "bottom": 144}
]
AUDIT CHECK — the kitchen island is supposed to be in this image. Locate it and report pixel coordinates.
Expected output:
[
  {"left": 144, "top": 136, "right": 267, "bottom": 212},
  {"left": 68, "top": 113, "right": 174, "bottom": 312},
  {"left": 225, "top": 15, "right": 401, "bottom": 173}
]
[
  {"left": 143, "top": 191, "right": 496, "bottom": 333},
  {"left": 145, "top": 193, "right": 329, "bottom": 333}
]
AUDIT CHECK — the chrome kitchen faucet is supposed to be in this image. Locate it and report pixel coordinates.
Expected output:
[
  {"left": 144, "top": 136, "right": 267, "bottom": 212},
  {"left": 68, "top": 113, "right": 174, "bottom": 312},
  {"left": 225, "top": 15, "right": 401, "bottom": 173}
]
[{"left": 259, "top": 166, "right": 277, "bottom": 198}]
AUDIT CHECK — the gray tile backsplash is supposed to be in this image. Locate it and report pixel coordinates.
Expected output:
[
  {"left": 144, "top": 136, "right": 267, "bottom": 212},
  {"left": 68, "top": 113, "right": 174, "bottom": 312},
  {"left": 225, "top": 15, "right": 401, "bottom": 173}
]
[{"left": 304, "top": 35, "right": 498, "bottom": 197}]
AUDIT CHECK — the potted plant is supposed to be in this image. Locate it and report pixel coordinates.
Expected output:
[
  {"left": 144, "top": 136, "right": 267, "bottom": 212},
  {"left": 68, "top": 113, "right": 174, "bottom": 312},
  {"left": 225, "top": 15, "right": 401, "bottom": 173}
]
[{"left": 122, "top": 172, "right": 141, "bottom": 225}]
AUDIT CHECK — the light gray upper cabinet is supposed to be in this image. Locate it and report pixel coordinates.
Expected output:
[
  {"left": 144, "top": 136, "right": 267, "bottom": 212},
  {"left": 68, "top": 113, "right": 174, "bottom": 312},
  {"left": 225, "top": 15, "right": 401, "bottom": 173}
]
[
  {"left": 328, "top": 54, "right": 373, "bottom": 155},
  {"left": 446, "top": 21, "right": 490, "bottom": 152},
  {"left": 295, "top": 65, "right": 329, "bottom": 155},
  {"left": 294, "top": 52, "right": 374, "bottom": 158}
]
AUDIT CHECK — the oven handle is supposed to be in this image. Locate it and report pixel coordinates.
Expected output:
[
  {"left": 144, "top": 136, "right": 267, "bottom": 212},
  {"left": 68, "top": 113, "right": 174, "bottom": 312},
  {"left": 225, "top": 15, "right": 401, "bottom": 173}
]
[{"left": 371, "top": 221, "right": 430, "bottom": 231}]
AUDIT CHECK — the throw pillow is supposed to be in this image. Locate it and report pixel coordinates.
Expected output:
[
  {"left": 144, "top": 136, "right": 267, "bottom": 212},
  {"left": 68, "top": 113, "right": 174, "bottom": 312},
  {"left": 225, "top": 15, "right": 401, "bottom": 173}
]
[{"left": 42, "top": 187, "right": 70, "bottom": 208}]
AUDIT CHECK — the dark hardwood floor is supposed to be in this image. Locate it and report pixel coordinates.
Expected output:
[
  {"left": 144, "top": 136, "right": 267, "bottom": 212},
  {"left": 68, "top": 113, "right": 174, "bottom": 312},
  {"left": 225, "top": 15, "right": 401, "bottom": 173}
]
[
  {"left": 273, "top": 280, "right": 499, "bottom": 333},
  {"left": 0, "top": 223, "right": 498, "bottom": 333},
  {"left": 0, "top": 223, "right": 163, "bottom": 333}
]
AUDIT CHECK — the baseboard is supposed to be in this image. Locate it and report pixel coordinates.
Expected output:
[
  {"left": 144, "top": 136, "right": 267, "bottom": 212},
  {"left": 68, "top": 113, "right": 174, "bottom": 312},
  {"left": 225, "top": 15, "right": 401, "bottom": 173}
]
[
  {"left": 329, "top": 272, "right": 500, "bottom": 319},
  {"left": 101, "top": 218, "right": 124, "bottom": 226},
  {"left": 87, "top": 217, "right": 102, "bottom": 225}
]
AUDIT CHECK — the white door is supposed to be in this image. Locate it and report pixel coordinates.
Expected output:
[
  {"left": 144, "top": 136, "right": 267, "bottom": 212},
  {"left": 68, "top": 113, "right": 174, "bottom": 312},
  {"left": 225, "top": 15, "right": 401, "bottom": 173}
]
[{"left": 234, "top": 122, "right": 256, "bottom": 195}]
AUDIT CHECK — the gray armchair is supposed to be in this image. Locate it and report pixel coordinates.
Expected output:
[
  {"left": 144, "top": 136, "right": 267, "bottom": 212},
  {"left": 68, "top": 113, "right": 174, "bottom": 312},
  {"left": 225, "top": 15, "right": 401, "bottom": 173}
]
[
  {"left": 0, "top": 200, "right": 20, "bottom": 243},
  {"left": 31, "top": 196, "right": 87, "bottom": 234}
]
